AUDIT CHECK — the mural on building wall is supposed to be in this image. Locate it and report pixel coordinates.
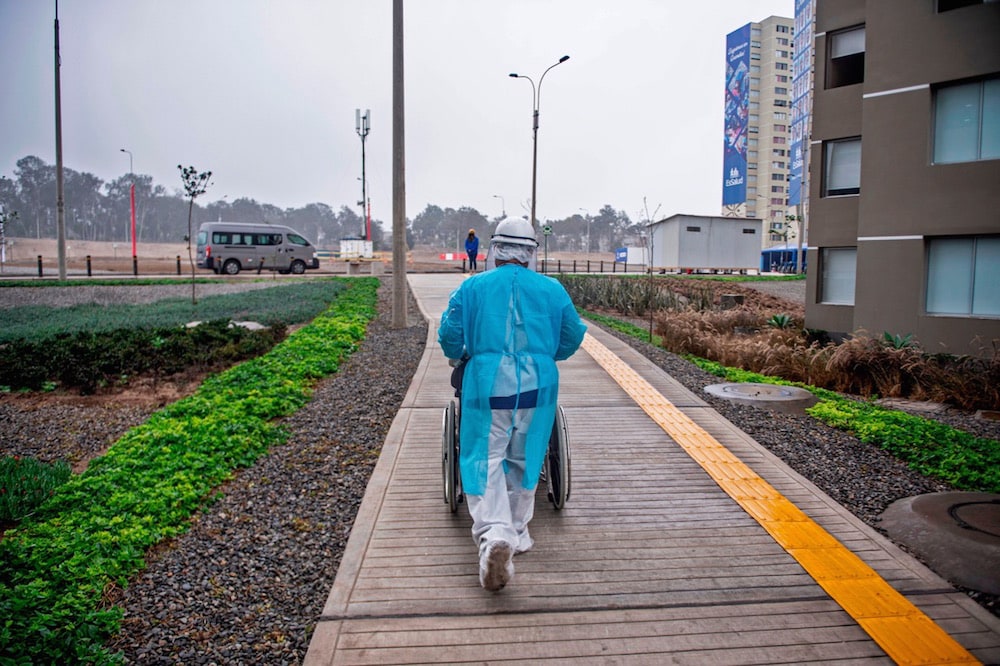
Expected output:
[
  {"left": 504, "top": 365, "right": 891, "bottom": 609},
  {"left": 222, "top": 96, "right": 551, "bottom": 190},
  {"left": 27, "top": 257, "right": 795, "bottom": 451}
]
[{"left": 722, "top": 24, "right": 750, "bottom": 206}]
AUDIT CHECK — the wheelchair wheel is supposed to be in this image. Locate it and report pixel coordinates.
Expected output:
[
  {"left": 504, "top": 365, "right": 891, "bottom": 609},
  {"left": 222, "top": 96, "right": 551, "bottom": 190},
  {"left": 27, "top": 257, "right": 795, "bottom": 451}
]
[
  {"left": 546, "top": 405, "right": 571, "bottom": 509},
  {"left": 441, "top": 400, "right": 462, "bottom": 513}
]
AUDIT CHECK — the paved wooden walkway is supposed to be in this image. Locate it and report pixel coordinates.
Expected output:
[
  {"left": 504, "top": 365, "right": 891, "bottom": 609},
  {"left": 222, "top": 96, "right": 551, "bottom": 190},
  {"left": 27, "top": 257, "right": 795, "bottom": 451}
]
[{"left": 305, "top": 273, "right": 1000, "bottom": 665}]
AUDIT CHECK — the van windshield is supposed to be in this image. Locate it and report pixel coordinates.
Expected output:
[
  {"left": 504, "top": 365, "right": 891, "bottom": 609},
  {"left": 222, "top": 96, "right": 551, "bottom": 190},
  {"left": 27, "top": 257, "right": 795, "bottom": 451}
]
[{"left": 197, "top": 231, "right": 208, "bottom": 245}]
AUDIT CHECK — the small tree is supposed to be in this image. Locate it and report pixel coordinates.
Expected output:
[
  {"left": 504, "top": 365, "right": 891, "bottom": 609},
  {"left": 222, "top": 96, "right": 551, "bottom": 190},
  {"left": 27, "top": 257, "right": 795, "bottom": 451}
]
[{"left": 178, "top": 165, "right": 212, "bottom": 304}]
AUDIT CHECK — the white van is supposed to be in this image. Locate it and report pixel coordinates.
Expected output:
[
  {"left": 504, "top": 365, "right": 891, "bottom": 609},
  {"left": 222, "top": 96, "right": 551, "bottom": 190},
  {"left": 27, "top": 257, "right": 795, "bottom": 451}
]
[{"left": 196, "top": 222, "right": 320, "bottom": 275}]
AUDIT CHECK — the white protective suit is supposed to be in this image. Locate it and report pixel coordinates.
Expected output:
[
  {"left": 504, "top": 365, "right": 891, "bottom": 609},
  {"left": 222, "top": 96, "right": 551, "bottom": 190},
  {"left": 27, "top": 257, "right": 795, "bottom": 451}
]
[{"left": 438, "top": 240, "right": 586, "bottom": 556}]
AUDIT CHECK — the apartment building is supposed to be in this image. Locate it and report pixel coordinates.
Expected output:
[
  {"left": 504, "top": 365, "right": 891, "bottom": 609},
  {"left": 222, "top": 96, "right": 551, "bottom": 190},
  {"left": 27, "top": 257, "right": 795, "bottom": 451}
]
[
  {"left": 807, "top": 0, "right": 1000, "bottom": 357},
  {"left": 722, "top": 15, "right": 796, "bottom": 248}
]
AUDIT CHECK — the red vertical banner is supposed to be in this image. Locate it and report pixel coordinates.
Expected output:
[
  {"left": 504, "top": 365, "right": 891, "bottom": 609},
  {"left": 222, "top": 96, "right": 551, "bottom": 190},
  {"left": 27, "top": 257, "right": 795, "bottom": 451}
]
[{"left": 130, "top": 183, "right": 136, "bottom": 257}]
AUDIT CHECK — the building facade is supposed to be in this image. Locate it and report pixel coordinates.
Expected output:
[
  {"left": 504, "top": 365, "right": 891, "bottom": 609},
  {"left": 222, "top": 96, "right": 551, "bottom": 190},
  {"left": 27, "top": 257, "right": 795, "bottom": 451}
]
[
  {"left": 722, "top": 15, "right": 796, "bottom": 249},
  {"left": 806, "top": 0, "right": 1000, "bottom": 357}
]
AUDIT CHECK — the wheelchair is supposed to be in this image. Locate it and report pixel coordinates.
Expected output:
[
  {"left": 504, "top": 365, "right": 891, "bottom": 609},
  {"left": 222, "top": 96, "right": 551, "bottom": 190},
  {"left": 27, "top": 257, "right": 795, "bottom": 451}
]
[{"left": 442, "top": 395, "right": 571, "bottom": 514}]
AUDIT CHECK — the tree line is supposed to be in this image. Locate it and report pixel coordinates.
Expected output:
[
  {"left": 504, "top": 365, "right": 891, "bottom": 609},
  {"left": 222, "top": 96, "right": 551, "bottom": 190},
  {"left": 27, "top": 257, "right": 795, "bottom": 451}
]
[{"left": 0, "top": 155, "right": 646, "bottom": 253}]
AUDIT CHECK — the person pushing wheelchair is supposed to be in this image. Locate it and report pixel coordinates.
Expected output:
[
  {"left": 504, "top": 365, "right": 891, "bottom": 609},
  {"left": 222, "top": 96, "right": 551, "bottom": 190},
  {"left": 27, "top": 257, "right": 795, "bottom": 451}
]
[{"left": 438, "top": 217, "right": 587, "bottom": 591}]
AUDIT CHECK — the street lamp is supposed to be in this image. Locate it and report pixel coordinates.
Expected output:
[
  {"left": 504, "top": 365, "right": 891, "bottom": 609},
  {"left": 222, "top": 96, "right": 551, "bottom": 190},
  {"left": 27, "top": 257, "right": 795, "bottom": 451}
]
[
  {"left": 493, "top": 194, "right": 505, "bottom": 218},
  {"left": 509, "top": 54, "right": 570, "bottom": 234},
  {"left": 120, "top": 148, "right": 135, "bottom": 257}
]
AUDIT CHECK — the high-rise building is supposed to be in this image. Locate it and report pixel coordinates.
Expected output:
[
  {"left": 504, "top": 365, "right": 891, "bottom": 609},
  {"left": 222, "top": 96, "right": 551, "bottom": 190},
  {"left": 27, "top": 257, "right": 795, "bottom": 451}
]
[
  {"left": 722, "top": 15, "right": 795, "bottom": 249},
  {"left": 806, "top": 0, "right": 1000, "bottom": 357}
]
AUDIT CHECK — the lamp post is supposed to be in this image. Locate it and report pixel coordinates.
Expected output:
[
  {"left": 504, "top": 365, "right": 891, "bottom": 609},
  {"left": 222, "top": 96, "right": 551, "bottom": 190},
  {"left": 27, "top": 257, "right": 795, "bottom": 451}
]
[
  {"left": 509, "top": 55, "right": 569, "bottom": 235},
  {"left": 493, "top": 194, "right": 505, "bottom": 218},
  {"left": 120, "top": 148, "right": 135, "bottom": 258},
  {"left": 355, "top": 108, "right": 370, "bottom": 240}
]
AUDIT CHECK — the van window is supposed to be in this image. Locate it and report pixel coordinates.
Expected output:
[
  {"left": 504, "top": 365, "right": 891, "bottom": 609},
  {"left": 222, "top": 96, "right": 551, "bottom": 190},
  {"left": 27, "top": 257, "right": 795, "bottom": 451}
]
[
  {"left": 197, "top": 231, "right": 208, "bottom": 245},
  {"left": 252, "top": 233, "right": 280, "bottom": 246},
  {"left": 212, "top": 232, "right": 232, "bottom": 244},
  {"left": 288, "top": 233, "right": 310, "bottom": 246}
]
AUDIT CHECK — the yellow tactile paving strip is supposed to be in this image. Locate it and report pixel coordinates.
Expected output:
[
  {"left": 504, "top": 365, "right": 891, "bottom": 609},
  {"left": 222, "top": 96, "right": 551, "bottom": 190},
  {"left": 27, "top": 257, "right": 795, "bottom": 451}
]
[{"left": 582, "top": 333, "right": 980, "bottom": 665}]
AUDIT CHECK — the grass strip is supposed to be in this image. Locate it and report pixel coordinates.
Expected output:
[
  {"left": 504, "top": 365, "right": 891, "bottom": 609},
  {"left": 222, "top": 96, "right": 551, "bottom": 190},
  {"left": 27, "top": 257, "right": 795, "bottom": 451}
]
[
  {"left": 0, "top": 277, "right": 379, "bottom": 664},
  {"left": 582, "top": 309, "right": 1000, "bottom": 494},
  {"left": 0, "top": 280, "right": 341, "bottom": 343}
]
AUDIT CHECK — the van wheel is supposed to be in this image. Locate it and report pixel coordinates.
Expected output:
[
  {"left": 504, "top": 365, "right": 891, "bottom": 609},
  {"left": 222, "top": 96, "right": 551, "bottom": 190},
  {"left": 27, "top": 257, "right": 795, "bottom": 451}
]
[
  {"left": 223, "top": 259, "right": 241, "bottom": 275},
  {"left": 290, "top": 260, "right": 306, "bottom": 275}
]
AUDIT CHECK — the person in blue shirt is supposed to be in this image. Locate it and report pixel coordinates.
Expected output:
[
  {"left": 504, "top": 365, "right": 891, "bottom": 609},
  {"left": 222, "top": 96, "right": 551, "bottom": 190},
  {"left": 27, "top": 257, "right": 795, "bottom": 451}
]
[
  {"left": 464, "top": 228, "right": 480, "bottom": 273},
  {"left": 439, "top": 217, "right": 587, "bottom": 591}
]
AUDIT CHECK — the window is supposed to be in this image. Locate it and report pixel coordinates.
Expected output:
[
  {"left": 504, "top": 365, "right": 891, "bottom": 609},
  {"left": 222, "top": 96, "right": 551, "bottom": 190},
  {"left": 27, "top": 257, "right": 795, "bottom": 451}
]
[
  {"left": 776, "top": 62, "right": 789, "bottom": 71},
  {"left": 288, "top": 233, "right": 310, "bottom": 246},
  {"left": 820, "top": 248, "right": 857, "bottom": 305},
  {"left": 776, "top": 75, "right": 788, "bottom": 83},
  {"left": 827, "top": 26, "right": 865, "bottom": 88},
  {"left": 774, "top": 112, "right": 787, "bottom": 120},
  {"left": 775, "top": 50, "right": 789, "bottom": 58},
  {"left": 933, "top": 77, "right": 1000, "bottom": 163},
  {"left": 771, "top": 173, "right": 786, "bottom": 181},
  {"left": 751, "top": 65, "right": 761, "bottom": 74},
  {"left": 773, "top": 136, "right": 786, "bottom": 144},
  {"left": 771, "top": 185, "right": 784, "bottom": 193},
  {"left": 926, "top": 236, "right": 1000, "bottom": 316},
  {"left": 686, "top": 226, "right": 702, "bottom": 233},
  {"left": 824, "top": 138, "right": 862, "bottom": 196},
  {"left": 777, "top": 24, "right": 789, "bottom": 33},
  {"left": 938, "top": 0, "right": 998, "bottom": 11},
  {"left": 774, "top": 124, "right": 787, "bottom": 132},
  {"left": 743, "top": 228, "right": 757, "bottom": 234},
  {"left": 775, "top": 87, "right": 788, "bottom": 95},
  {"left": 777, "top": 37, "right": 789, "bottom": 46}
]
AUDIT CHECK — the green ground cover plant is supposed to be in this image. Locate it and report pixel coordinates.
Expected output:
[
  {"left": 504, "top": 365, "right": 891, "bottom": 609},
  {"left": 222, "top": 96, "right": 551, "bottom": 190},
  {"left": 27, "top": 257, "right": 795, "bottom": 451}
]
[
  {"left": 0, "top": 277, "right": 379, "bottom": 664},
  {"left": 0, "top": 457, "right": 72, "bottom": 523},
  {"left": 0, "top": 280, "right": 340, "bottom": 343}
]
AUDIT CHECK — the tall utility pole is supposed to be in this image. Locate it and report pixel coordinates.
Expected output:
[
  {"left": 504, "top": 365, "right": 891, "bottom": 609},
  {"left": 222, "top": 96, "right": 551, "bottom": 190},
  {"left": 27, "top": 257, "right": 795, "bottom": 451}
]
[
  {"left": 54, "top": 0, "right": 66, "bottom": 279},
  {"left": 391, "top": 0, "right": 407, "bottom": 328},
  {"left": 356, "top": 109, "right": 370, "bottom": 240}
]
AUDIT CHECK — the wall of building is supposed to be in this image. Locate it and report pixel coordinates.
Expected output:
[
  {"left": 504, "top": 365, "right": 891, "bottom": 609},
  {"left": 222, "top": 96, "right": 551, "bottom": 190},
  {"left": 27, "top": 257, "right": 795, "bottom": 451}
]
[
  {"left": 651, "top": 215, "right": 762, "bottom": 270},
  {"left": 807, "top": 0, "right": 1000, "bottom": 356}
]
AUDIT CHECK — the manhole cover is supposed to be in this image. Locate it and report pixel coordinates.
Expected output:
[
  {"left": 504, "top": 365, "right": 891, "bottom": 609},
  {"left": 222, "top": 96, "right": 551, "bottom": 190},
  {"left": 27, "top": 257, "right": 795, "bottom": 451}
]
[
  {"left": 704, "top": 383, "right": 818, "bottom": 414},
  {"left": 950, "top": 499, "right": 1000, "bottom": 538}
]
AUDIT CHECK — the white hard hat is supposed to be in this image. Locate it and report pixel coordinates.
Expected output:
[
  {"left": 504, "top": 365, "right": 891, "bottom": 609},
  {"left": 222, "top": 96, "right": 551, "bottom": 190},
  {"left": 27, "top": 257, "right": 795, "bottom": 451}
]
[{"left": 491, "top": 217, "right": 538, "bottom": 247}]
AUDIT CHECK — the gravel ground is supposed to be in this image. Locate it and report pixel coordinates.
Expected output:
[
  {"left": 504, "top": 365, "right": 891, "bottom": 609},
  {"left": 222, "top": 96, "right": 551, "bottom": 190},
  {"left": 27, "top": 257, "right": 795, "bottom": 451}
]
[{"left": 2, "top": 278, "right": 997, "bottom": 663}]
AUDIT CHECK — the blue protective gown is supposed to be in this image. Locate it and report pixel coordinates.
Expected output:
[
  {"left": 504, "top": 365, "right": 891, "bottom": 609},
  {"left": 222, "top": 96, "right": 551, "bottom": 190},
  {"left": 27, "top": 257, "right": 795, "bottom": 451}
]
[{"left": 438, "top": 264, "right": 587, "bottom": 496}]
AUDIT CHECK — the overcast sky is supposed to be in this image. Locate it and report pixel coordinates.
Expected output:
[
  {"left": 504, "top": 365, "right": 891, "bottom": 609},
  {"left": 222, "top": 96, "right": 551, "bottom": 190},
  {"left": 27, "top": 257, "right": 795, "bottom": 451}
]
[{"left": 1, "top": 0, "right": 794, "bottom": 226}]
